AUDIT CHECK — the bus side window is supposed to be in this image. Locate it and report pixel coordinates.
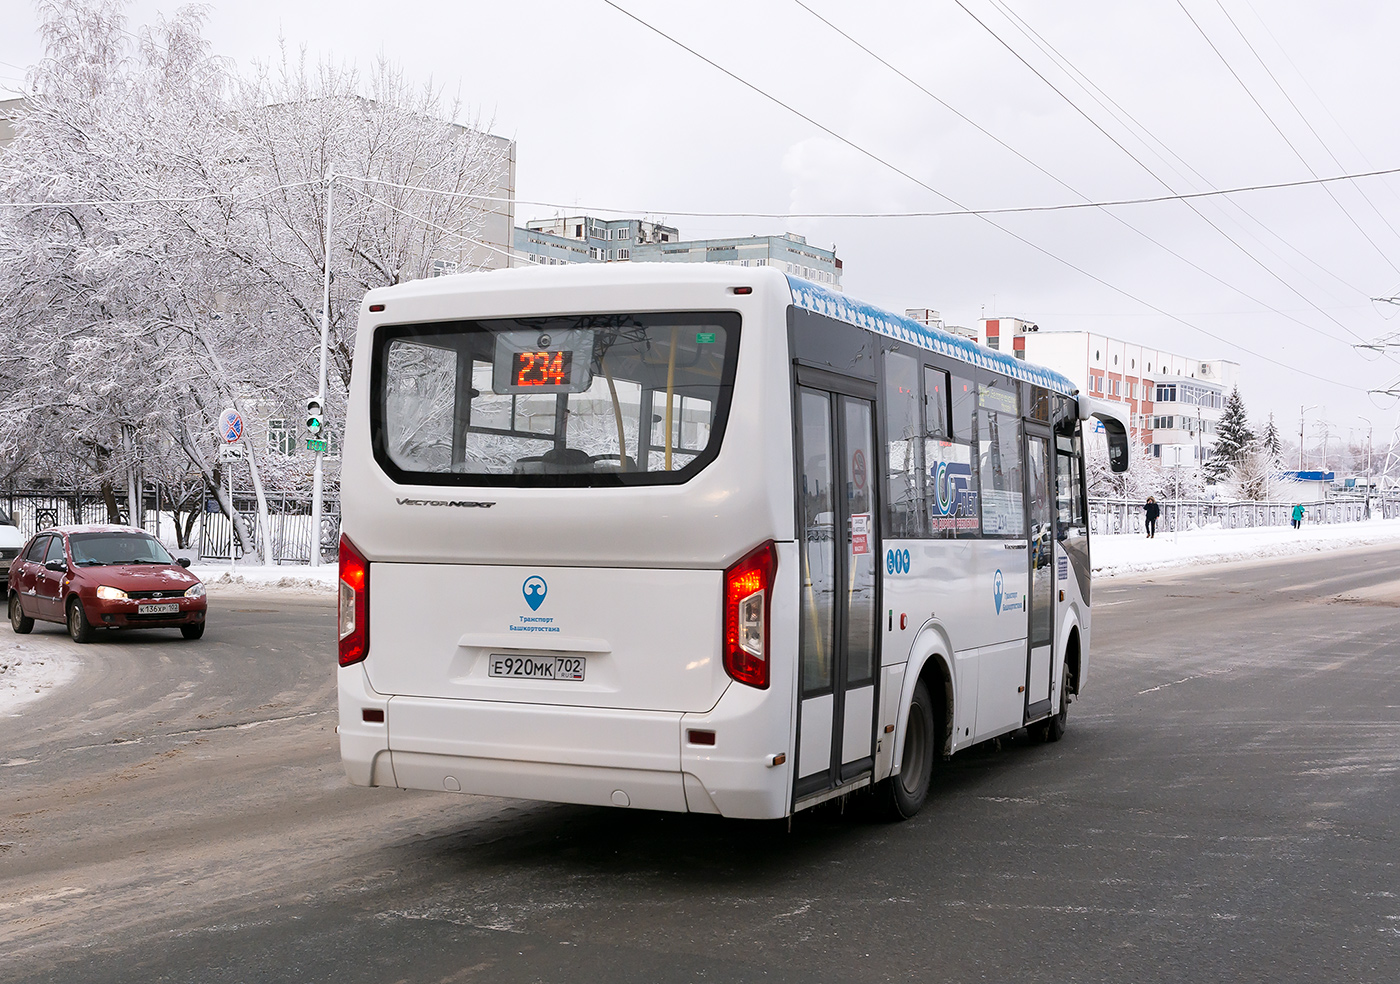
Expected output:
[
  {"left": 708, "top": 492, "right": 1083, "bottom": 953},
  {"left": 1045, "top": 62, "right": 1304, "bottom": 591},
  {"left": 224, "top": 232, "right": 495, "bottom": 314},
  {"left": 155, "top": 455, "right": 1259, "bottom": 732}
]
[
  {"left": 921, "top": 368, "right": 980, "bottom": 539},
  {"left": 977, "top": 379, "right": 1024, "bottom": 537},
  {"left": 882, "top": 350, "right": 925, "bottom": 538},
  {"left": 923, "top": 367, "right": 950, "bottom": 440}
]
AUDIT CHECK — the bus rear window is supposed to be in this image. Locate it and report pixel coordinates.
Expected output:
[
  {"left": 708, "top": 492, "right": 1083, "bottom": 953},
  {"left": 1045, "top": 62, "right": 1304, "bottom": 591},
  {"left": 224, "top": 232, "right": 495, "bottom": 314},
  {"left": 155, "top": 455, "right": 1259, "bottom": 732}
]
[{"left": 371, "top": 312, "right": 740, "bottom": 486}]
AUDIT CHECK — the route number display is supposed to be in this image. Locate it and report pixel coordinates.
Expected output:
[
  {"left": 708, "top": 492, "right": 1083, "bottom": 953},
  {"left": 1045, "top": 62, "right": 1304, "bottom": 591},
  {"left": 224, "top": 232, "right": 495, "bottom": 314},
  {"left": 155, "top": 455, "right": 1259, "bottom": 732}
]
[{"left": 493, "top": 329, "right": 594, "bottom": 394}]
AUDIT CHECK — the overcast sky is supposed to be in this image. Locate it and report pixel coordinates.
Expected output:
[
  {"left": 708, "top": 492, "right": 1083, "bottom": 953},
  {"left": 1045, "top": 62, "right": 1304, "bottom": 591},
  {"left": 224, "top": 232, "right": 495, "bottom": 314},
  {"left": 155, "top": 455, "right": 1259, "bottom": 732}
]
[{"left": 6, "top": 0, "right": 1400, "bottom": 456}]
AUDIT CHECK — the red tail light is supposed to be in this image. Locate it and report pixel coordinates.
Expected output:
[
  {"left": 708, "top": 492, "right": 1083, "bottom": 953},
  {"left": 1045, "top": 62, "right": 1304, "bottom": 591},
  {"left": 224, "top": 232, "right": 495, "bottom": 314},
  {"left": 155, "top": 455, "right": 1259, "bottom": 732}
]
[
  {"left": 723, "top": 540, "right": 776, "bottom": 689},
  {"left": 338, "top": 534, "right": 369, "bottom": 667}
]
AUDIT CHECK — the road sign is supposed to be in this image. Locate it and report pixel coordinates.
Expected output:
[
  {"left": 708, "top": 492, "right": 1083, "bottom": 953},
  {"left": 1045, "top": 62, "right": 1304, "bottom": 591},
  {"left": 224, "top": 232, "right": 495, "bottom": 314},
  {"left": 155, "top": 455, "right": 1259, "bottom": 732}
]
[
  {"left": 219, "top": 444, "right": 246, "bottom": 462},
  {"left": 218, "top": 408, "right": 244, "bottom": 444}
]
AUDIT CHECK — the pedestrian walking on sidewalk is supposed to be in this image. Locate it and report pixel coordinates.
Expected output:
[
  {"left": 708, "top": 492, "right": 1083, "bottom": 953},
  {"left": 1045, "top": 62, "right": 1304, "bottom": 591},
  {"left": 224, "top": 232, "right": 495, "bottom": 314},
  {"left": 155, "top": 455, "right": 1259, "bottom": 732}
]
[
  {"left": 1144, "top": 496, "right": 1161, "bottom": 539},
  {"left": 1292, "top": 504, "right": 1305, "bottom": 530}
]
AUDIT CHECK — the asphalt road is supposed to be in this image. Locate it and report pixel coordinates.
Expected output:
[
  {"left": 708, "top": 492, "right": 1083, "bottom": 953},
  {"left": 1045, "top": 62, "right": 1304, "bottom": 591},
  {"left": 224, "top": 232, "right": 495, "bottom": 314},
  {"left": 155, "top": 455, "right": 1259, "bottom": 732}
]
[{"left": 3, "top": 545, "right": 1398, "bottom": 984}]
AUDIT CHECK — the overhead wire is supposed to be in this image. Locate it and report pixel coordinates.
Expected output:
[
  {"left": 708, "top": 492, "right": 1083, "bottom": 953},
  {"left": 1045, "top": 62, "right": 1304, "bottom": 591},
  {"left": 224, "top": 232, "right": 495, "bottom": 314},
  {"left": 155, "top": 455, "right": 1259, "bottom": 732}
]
[
  {"left": 984, "top": 0, "right": 1368, "bottom": 301},
  {"left": 1175, "top": 0, "right": 1400, "bottom": 277},
  {"left": 952, "top": 0, "right": 1388, "bottom": 363},
  {"left": 792, "top": 0, "right": 1372, "bottom": 352},
  {"left": 1213, "top": 0, "right": 1400, "bottom": 249},
  {"left": 596, "top": 0, "right": 1357, "bottom": 389},
  {"left": 951, "top": 0, "right": 1370, "bottom": 348}
]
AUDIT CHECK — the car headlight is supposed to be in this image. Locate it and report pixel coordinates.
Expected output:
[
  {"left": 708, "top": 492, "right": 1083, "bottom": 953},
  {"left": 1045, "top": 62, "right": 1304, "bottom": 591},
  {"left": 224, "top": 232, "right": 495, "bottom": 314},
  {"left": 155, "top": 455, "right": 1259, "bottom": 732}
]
[
  {"left": 184, "top": 582, "right": 206, "bottom": 599},
  {"left": 96, "top": 585, "right": 129, "bottom": 601}
]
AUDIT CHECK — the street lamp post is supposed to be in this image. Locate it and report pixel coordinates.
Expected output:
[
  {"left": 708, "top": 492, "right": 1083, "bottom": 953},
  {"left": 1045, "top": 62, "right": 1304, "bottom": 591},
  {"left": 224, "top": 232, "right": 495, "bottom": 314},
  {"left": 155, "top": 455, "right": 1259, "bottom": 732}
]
[{"left": 1359, "top": 416, "right": 1373, "bottom": 518}]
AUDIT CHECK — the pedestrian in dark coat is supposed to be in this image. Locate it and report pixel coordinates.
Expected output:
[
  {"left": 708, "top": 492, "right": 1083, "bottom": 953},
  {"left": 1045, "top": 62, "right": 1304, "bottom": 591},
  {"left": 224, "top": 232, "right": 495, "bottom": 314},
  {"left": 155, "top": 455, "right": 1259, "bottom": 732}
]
[{"left": 1144, "top": 496, "right": 1160, "bottom": 538}]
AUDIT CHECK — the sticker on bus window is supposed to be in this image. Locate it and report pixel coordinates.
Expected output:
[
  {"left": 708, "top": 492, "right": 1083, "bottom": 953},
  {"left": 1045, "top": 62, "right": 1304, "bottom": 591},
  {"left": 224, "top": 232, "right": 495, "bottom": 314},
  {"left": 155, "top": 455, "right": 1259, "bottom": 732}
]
[
  {"left": 851, "top": 513, "right": 870, "bottom": 554},
  {"left": 696, "top": 332, "right": 716, "bottom": 344}
]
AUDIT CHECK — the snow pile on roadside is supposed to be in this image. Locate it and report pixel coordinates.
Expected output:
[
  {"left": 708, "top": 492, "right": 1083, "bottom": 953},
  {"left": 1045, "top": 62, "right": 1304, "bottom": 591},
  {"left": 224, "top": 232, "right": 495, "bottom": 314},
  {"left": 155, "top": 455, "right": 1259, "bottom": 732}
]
[
  {"left": 0, "top": 636, "right": 79, "bottom": 717},
  {"left": 1093, "top": 515, "right": 1400, "bottom": 577},
  {"left": 192, "top": 564, "right": 338, "bottom": 595}
]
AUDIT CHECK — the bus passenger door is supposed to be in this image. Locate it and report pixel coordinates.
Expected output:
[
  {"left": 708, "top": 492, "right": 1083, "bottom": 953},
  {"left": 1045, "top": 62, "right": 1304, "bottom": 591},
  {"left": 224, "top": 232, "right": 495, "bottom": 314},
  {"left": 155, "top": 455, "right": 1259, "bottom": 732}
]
[
  {"left": 1024, "top": 429, "right": 1054, "bottom": 718},
  {"left": 793, "top": 384, "right": 880, "bottom": 805}
]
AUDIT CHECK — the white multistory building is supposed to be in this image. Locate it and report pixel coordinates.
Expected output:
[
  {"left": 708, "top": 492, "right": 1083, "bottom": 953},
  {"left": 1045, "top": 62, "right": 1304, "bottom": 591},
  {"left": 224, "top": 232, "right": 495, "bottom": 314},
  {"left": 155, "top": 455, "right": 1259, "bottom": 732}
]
[{"left": 979, "top": 319, "right": 1240, "bottom": 470}]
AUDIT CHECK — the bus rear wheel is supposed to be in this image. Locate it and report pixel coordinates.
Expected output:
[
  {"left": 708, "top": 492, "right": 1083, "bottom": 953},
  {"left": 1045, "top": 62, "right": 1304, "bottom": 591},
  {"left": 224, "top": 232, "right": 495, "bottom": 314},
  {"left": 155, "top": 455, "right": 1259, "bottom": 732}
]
[{"left": 877, "top": 679, "right": 938, "bottom": 821}]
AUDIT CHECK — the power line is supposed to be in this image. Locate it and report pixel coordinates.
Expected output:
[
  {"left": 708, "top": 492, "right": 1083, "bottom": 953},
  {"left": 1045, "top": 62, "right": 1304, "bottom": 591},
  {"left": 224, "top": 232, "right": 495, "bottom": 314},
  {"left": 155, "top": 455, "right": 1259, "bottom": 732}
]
[
  {"left": 950, "top": 0, "right": 1370, "bottom": 347},
  {"left": 1175, "top": 0, "right": 1400, "bottom": 277},
  {"left": 983, "top": 0, "right": 1368, "bottom": 302},
  {"left": 596, "top": 0, "right": 1360, "bottom": 390},
  {"left": 794, "top": 0, "right": 1375, "bottom": 352},
  {"left": 1214, "top": 0, "right": 1400, "bottom": 251}
]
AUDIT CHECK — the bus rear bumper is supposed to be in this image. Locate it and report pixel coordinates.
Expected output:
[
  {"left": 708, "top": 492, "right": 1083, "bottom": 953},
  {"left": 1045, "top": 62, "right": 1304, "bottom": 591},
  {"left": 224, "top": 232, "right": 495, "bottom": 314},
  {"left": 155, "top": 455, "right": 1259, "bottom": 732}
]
[{"left": 338, "top": 667, "right": 791, "bottom": 818}]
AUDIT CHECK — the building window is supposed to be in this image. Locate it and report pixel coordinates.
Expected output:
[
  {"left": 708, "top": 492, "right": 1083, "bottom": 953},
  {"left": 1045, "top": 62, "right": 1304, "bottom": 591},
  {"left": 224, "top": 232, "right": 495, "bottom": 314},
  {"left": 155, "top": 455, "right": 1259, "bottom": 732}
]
[
  {"left": 987, "top": 336, "right": 999, "bottom": 350},
  {"left": 431, "top": 258, "right": 458, "bottom": 277},
  {"left": 616, "top": 248, "right": 630, "bottom": 260},
  {"left": 574, "top": 224, "right": 583, "bottom": 238},
  {"left": 268, "top": 419, "right": 295, "bottom": 456},
  {"left": 588, "top": 246, "right": 602, "bottom": 260},
  {"left": 1156, "top": 383, "right": 1177, "bottom": 403}
]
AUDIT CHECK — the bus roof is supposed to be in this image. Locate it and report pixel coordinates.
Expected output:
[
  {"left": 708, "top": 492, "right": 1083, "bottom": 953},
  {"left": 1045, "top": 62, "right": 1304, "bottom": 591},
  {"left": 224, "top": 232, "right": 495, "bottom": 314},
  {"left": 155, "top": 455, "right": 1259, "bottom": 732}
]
[{"left": 787, "top": 275, "right": 1080, "bottom": 398}]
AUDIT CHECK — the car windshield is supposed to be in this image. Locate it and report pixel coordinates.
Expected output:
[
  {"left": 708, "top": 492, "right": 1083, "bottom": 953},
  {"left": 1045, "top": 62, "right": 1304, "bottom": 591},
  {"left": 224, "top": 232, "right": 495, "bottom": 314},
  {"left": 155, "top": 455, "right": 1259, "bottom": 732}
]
[{"left": 68, "top": 532, "right": 175, "bottom": 566}]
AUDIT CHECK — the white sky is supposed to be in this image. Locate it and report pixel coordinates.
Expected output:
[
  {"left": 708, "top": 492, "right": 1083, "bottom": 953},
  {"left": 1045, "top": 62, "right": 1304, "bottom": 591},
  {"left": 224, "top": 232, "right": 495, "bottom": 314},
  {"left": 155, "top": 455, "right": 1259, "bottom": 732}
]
[{"left": 5, "top": 0, "right": 1400, "bottom": 454}]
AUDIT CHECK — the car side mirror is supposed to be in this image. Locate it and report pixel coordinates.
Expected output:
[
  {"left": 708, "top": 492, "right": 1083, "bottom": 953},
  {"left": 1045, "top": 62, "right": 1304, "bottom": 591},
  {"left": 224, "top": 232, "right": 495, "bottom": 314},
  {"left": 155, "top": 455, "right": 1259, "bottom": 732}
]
[
  {"left": 177, "top": 557, "right": 191, "bottom": 568},
  {"left": 45, "top": 559, "right": 67, "bottom": 572}
]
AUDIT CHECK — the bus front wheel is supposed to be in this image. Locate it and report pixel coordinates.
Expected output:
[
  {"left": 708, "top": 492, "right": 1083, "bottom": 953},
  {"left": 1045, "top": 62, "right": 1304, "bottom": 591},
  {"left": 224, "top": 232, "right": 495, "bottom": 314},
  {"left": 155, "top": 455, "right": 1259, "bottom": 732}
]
[{"left": 877, "top": 679, "right": 938, "bottom": 821}]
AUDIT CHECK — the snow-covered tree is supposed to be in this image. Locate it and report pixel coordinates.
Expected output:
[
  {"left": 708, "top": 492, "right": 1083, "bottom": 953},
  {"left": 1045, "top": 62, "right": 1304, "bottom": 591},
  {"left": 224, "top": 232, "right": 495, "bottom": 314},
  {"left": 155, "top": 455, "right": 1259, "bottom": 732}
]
[
  {"left": 1204, "top": 387, "right": 1254, "bottom": 484},
  {"left": 1261, "top": 413, "right": 1283, "bottom": 460},
  {"left": 0, "top": 0, "right": 511, "bottom": 561}
]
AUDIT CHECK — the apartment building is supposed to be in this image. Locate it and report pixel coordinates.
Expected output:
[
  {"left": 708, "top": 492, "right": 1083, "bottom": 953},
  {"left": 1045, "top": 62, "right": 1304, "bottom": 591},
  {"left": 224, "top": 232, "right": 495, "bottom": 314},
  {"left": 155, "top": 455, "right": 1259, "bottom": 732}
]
[{"left": 980, "top": 319, "right": 1240, "bottom": 469}]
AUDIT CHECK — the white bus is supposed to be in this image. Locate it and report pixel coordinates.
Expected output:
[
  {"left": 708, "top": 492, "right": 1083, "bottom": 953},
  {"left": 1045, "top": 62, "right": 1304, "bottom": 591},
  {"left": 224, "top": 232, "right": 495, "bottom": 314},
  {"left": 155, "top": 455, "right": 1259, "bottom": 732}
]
[{"left": 337, "top": 264, "right": 1128, "bottom": 820}]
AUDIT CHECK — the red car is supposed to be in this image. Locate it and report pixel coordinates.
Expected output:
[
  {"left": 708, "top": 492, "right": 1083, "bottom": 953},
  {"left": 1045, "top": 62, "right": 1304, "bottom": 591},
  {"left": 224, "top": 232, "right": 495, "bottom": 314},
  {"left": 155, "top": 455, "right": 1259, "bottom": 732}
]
[{"left": 7, "top": 525, "right": 208, "bottom": 642}]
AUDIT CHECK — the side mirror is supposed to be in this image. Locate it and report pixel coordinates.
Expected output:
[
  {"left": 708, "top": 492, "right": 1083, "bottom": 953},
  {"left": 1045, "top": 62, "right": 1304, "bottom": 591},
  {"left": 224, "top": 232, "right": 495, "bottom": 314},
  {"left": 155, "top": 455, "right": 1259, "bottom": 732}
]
[
  {"left": 177, "top": 557, "right": 191, "bottom": 568},
  {"left": 45, "top": 559, "right": 67, "bottom": 572}
]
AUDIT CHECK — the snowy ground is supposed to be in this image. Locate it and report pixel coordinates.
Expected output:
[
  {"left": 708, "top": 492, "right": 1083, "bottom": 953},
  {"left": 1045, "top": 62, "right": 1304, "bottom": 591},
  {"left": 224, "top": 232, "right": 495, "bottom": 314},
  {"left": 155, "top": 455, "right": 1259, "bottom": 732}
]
[{"left": 5, "top": 516, "right": 1400, "bottom": 716}]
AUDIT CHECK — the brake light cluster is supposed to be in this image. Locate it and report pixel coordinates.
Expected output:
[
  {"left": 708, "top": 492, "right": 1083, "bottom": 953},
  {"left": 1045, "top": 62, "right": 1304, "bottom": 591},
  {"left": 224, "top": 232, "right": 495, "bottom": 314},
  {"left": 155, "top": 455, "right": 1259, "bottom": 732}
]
[
  {"left": 338, "top": 534, "right": 369, "bottom": 667},
  {"left": 723, "top": 541, "right": 776, "bottom": 689}
]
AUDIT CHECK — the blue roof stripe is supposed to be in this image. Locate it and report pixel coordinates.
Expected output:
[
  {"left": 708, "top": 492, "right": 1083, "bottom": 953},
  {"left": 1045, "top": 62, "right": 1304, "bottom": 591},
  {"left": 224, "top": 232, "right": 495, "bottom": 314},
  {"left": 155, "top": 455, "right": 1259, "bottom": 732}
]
[{"left": 786, "top": 275, "right": 1079, "bottom": 397}]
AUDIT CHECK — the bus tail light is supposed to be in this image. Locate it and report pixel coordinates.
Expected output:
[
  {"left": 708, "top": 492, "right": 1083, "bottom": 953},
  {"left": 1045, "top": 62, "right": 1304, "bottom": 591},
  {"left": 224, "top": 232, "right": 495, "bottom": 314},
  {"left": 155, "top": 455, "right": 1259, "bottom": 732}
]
[
  {"left": 723, "top": 540, "right": 776, "bottom": 689},
  {"left": 338, "top": 534, "right": 369, "bottom": 667}
]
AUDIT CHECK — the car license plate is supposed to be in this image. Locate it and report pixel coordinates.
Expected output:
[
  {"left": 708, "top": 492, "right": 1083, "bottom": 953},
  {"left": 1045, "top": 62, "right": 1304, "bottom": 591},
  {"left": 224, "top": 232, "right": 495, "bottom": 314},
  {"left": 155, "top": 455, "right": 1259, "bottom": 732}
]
[
  {"left": 489, "top": 655, "right": 586, "bottom": 681},
  {"left": 138, "top": 602, "right": 180, "bottom": 615}
]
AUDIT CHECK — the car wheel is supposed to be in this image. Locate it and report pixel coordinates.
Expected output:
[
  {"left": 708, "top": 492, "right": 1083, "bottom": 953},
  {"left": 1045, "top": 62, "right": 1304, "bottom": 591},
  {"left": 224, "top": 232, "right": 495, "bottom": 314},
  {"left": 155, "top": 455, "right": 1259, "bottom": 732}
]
[
  {"left": 180, "top": 622, "right": 205, "bottom": 640},
  {"left": 876, "top": 679, "right": 939, "bottom": 821},
  {"left": 67, "top": 598, "right": 94, "bottom": 643},
  {"left": 9, "top": 594, "right": 33, "bottom": 634}
]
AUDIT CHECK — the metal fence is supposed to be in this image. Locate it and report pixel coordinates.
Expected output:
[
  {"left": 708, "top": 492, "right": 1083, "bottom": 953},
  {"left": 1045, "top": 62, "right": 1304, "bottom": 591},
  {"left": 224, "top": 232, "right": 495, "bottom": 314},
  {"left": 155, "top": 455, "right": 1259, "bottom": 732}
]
[
  {"left": 197, "top": 493, "right": 340, "bottom": 564},
  {"left": 1090, "top": 495, "right": 1400, "bottom": 535},
  {"left": 2, "top": 488, "right": 340, "bottom": 565}
]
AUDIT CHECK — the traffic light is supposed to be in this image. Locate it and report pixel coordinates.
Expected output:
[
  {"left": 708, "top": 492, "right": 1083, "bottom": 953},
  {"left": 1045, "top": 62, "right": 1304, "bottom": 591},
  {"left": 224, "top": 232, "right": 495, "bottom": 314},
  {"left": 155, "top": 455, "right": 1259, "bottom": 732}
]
[{"left": 306, "top": 397, "right": 324, "bottom": 439}]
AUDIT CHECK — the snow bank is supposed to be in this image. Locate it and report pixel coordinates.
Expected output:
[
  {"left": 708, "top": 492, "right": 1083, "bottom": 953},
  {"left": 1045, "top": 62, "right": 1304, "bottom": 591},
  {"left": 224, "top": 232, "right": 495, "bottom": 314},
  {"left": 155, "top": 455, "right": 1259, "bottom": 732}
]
[
  {"left": 0, "top": 636, "right": 80, "bottom": 719},
  {"left": 192, "top": 564, "right": 338, "bottom": 596},
  {"left": 1093, "top": 515, "right": 1400, "bottom": 577}
]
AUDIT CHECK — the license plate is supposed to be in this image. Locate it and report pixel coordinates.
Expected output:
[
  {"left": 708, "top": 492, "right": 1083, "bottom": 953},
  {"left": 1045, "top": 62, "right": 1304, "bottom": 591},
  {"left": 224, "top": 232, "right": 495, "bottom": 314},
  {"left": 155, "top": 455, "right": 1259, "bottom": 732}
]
[
  {"left": 138, "top": 602, "right": 180, "bottom": 615},
  {"left": 488, "top": 655, "right": 586, "bottom": 681}
]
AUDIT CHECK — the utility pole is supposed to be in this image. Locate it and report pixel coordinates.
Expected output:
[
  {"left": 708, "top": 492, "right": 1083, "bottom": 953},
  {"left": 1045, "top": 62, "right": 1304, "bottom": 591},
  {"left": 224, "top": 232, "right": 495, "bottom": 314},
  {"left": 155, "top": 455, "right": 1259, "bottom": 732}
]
[
  {"left": 311, "top": 172, "right": 334, "bottom": 569},
  {"left": 1299, "top": 404, "right": 1318, "bottom": 471}
]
